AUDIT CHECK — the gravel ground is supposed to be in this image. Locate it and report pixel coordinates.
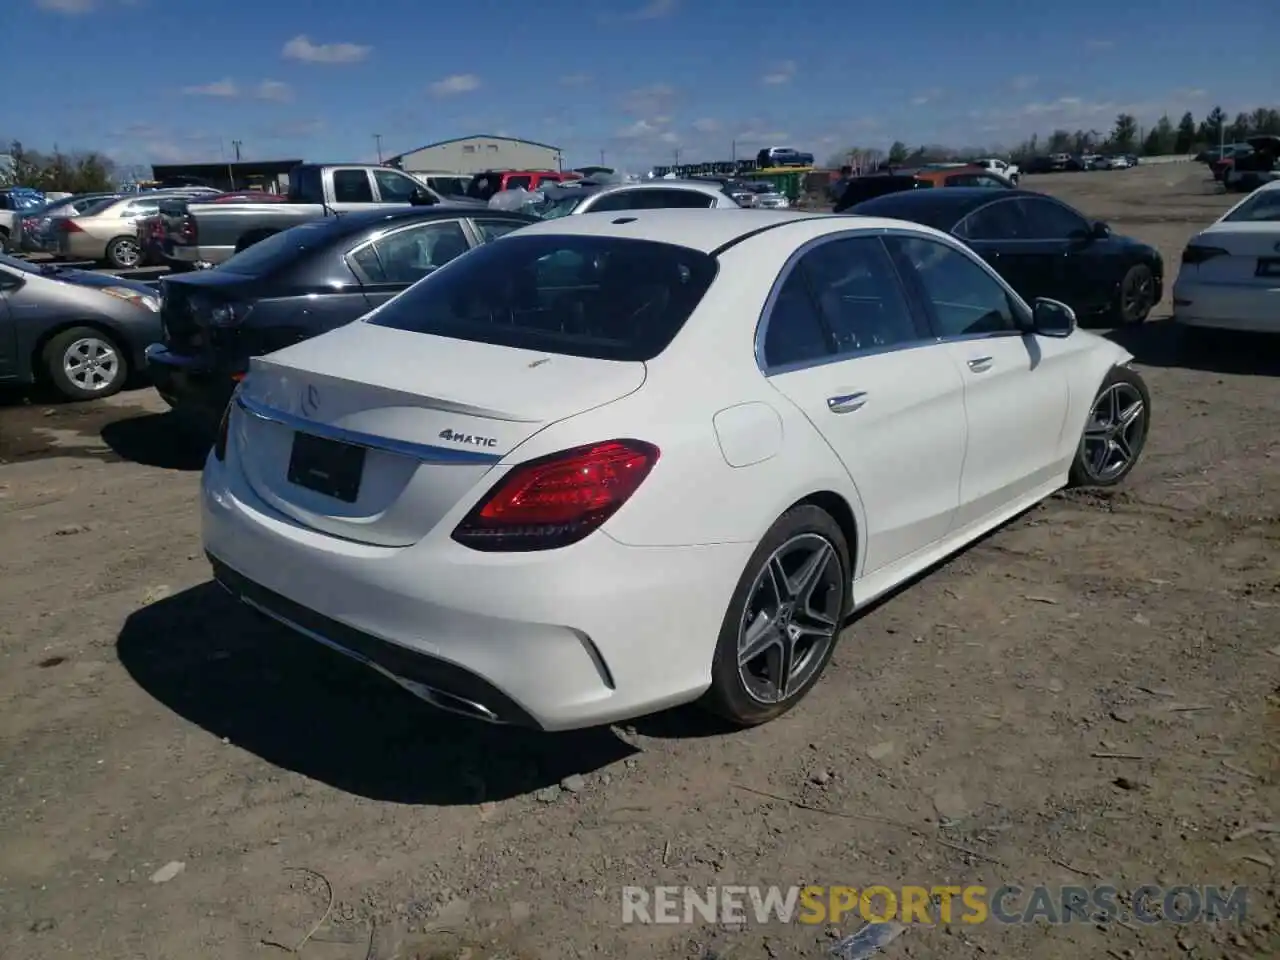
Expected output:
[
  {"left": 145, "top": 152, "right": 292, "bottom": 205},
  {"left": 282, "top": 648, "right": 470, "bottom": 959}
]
[{"left": 0, "top": 162, "right": 1276, "bottom": 960}]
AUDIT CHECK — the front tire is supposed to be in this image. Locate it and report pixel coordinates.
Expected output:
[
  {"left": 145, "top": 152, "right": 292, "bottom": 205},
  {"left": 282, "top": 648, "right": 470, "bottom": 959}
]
[
  {"left": 702, "top": 505, "right": 849, "bottom": 727},
  {"left": 1068, "top": 365, "right": 1150, "bottom": 488},
  {"left": 1112, "top": 264, "right": 1156, "bottom": 325},
  {"left": 42, "top": 326, "right": 129, "bottom": 401}
]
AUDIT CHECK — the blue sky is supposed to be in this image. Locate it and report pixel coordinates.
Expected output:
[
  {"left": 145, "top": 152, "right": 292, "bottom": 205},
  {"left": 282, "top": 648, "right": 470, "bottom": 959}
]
[{"left": 8, "top": 0, "right": 1278, "bottom": 173}]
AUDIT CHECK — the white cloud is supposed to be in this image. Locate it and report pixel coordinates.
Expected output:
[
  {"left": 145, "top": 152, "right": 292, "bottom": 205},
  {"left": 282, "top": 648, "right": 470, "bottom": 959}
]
[
  {"left": 254, "top": 80, "right": 293, "bottom": 102},
  {"left": 182, "top": 79, "right": 239, "bottom": 98},
  {"left": 559, "top": 73, "right": 591, "bottom": 86},
  {"left": 692, "top": 118, "right": 721, "bottom": 133},
  {"left": 620, "top": 83, "right": 678, "bottom": 115},
  {"left": 617, "top": 119, "right": 662, "bottom": 139},
  {"left": 1011, "top": 74, "right": 1037, "bottom": 91},
  {"left": 911, "top": 88, "right": 943, "bottom": 106},
  {"left": 429, "top": 73, "right": 481, "bottom": 97},
  {"left": 282, "top": 34, "right": 371, "bottom": 64},
  {"left": 35, "top": 0, "right": 96, "bottom": 12},
  {"left": 762, "top": 61, "right": 796, "bottom": 85}
]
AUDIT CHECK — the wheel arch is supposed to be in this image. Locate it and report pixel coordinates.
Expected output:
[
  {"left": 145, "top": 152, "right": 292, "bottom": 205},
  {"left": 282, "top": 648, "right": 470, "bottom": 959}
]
[
  {"left": 31, "top": 319, "right": 130, "bottom": 384},
  {"left": 786, "top": 490, "right": 861, "bottom": 587}
]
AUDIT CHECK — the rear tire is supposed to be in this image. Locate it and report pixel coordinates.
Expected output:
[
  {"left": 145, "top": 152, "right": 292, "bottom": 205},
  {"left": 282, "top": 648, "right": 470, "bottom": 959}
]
[
  {"left": 1068, "top": 365, "right": 1150, "bottom": 488},
  {"left": 42, "top": 326, "right": 129, "bottom": 401},
  {"left": 105, "top": 235, "right": 142, "bottom": 269},
  {"left": 702, "top": 505, "right": 849, "bottom": 727}
]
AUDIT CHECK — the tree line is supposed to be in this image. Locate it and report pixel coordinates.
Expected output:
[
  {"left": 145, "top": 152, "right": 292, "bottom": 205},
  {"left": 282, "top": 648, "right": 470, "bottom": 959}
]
[
  {"left": 829, "top": 103, "right": 1280, "bottom": 171},
  {"left": 1, "top": 140, "right": 120, "bottom": 193}
]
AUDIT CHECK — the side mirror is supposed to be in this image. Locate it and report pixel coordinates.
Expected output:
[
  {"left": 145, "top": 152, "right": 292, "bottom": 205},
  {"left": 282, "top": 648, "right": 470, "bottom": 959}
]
[
  {"left": 1031, "top": 298, "right": 1076, "bottom": 338},
  {"left": 408, "top": 187, "right": 437, "bottom": 206},
  {"left": 1091, "top": 220, "right": 1111, "bottom": 239}
]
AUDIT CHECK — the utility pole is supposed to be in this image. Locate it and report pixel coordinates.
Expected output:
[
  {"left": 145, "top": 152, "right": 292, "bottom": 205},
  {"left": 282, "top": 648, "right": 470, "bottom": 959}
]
[
  {"left": 231, "top": 139, "right": 242, "bottom": 162},
  {"left": 673, "top": 148, "right": 681, "bottom": 167},
  {"left": 374, "top": 134, "right": 383, "bottom": 163},
  {"left": 599, "top": 148, "right": 606, "bottom": 166},
  {"left": 731, "top": 140, "right": 736, "bottom": 163}
]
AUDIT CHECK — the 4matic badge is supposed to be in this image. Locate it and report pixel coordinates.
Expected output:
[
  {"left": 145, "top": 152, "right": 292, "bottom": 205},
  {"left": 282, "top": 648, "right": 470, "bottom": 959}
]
[{"left": 439, "top": 428, "right": 498, "bottom": 448}]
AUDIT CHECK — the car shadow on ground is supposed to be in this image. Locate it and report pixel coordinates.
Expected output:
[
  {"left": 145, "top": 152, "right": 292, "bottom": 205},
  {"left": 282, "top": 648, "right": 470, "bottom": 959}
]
[
  {"left": 1106, "top": 318, "right": 1280, "bottom": 377},
  {"left": 100, "top": 411, "right": 213, "bottom": 470},
  {"left": 116, "top": 582, "right": 649, "bottom": 803}
]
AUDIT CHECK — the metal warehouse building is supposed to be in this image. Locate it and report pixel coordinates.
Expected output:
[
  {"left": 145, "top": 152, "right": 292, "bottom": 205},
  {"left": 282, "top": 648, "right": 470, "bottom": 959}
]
[{"left": 388, "top": 135, "right": 563, "bottom": 175}]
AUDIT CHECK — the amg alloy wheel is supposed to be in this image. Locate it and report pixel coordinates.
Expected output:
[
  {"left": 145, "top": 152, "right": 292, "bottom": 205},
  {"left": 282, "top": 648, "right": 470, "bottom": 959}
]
[
  {"left": 1069, "top": 366, "right": 1151, "bottom": 487},
  {"left": 705, "top": 505, "right": 849, "bottom": 726}
]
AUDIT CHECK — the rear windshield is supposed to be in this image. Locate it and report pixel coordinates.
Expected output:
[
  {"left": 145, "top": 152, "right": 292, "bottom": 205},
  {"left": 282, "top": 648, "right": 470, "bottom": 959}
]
[
  {"left": 215, "top": 220, "right": 339, "bottom": 275},
  {"left": 367, "top": 234, "right": 718, "bottom": 362},
  {"left": 1223, "top": 189, "right": 1280, "bottom": 222}
]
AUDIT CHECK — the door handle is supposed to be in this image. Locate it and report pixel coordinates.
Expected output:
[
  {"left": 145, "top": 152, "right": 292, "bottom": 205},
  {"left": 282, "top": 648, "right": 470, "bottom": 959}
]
[
  {"left": 827, "top": 392, "right": 867, "bottom": 413},
  {"left": 967, "top": 356, "right": 993, "bottom": 372}
]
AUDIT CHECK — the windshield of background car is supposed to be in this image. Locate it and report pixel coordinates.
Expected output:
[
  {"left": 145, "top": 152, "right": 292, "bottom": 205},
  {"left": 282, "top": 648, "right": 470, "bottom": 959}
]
[
  {"left": 1223, "top": 189, "right": 1280, "bottom": 222},
  {"left": 215, "top": 220, "right": 341, "bottom": 276},
  {"left": 367, "top": 234, "right": 718, "bottom": 362}
]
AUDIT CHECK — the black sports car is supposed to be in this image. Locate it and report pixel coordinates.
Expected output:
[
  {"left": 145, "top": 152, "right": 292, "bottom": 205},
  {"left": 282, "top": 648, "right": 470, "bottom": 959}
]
[
  {"left": 847, "top": 187, "right": 1162, "bottom": 325},
  {"left": 146, "top": 205, "right": 539, "bottom": 424}
]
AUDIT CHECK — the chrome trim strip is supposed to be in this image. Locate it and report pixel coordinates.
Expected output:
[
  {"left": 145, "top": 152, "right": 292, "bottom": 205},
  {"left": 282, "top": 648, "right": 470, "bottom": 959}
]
[{"left": 234, "top": 392, "right": 503, "bottom": 465}]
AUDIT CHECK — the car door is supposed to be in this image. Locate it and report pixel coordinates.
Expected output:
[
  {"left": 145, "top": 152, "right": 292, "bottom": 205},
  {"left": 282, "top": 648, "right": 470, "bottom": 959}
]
[
  {"left": 957, "top": 197, "right": 1054, "bottom": 302},
  {"left": 760, "top": 234, "right": 968, "bottom": 576},
  {"left": 328, "top": 168, "right": 378, "bottom": 211},
  {"left": 885, "top": 233, "right": 1070, "bottom": 529},
  {"left": 1017, "top": 196, "right": 1115, "bottom": 315},
  {"left": 346, "top": 218, "right": 474, "bottom": 313},
  {"left": 0, "top": 266, "right": 18, "bottom": 378}
]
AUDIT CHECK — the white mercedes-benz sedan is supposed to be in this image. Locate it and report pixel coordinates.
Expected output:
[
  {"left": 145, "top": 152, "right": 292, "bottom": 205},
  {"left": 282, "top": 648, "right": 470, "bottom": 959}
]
[
  {"left": 202, "top": 209, "right": 1151, "bottom": 731},
  {"left": 1172, "top": 180, "right": 1280, "bottom": 335}
]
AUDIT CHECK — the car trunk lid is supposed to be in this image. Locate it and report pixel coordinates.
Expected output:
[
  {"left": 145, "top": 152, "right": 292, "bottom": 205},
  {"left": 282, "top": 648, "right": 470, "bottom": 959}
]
[
  {"left": 1187, "top": 223, "right": 1280, "bottom": 284},
  {"left": 231, "top": 322, "right": 647, "bottom": 547}
]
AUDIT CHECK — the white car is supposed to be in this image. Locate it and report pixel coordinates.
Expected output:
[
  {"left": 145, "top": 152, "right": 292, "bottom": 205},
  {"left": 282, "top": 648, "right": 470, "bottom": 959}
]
[
  {"left": 974, "top": 158, "right": 1021, "bottom": 184},
  {"left": 1172, "top": 180, "right": 1280, "bottom": 334},
  {"left": 202, "top": 209, "right": 1150, "bottom": 732},
  {"left": 538, "top": 179, "right": 745, "bottom": 217}
]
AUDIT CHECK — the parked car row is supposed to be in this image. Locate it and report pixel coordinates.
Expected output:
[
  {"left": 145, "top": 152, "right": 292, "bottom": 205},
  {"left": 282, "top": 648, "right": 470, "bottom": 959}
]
[
  {"left": 1207, "top": 136, "right": 1280, "bottom": 192},
  {"left": 1023, "top": 153, "right": 1139, "bottom": 173}
]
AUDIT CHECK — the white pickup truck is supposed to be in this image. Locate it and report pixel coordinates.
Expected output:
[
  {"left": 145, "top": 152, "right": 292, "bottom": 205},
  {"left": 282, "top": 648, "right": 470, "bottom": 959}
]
[{"left": 974, "top": 158, "right": 1020, "bottom": 184}]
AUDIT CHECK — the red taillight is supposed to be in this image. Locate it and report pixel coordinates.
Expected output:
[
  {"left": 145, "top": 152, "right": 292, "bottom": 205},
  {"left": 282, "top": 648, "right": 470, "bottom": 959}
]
[
  {"left": 61, "top": 219, "right": 84, "bottom": 233},
  {"left": 1181, "top": 244, "right": 1229, "bottom": 266},
  {"left": 451, "top": 440, "right": 659, "bottom": 552},
  {"left": 213, "top": 405, "right": 230, "bottom": 461}
]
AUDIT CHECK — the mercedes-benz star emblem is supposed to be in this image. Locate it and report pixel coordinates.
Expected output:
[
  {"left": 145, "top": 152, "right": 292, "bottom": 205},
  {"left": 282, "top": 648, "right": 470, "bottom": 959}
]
[{"left": 300, "top": 384, "right": 320, "bottom": 418}]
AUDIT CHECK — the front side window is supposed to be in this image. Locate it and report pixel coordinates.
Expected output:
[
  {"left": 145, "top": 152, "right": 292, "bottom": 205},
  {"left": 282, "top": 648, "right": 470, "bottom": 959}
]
[
  {"left": 332, "top": 169, "right": 374, "bottom": 203},
  {"left": 1018, "top": 198, "right": 1089, "bottom": 239},
  {"left": 889, "top": 235, "right": 1019, "bottom": 337},
  {"left": 367, "top": 234, "right": 717, "bottom": 362},
  {"left": 373, "top": 169, "right": 422, "bottom": 203},
  {"left": 799, "top": 237, "right": 922, "bottom": 353},
  {"left": 349, "top": 220, "right": 471, "bottom": 284}
]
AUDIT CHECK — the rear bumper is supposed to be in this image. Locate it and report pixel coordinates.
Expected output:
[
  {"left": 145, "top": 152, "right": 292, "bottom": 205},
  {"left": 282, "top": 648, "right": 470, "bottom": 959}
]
[
  {"left": 145, "top": 344, "right": 237, "bottom": 417},
  {"left": 1171, "top": 278, "right": 1280, "bottom": 332},
  {"left": 200, "top": 447, "right": 751, "bottom": 731}
]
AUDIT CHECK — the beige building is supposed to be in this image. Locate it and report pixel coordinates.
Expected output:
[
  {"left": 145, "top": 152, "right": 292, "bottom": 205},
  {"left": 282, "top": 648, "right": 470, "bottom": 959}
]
[{"left": 389, "top": 135, "right": 563, "bottom": 175}]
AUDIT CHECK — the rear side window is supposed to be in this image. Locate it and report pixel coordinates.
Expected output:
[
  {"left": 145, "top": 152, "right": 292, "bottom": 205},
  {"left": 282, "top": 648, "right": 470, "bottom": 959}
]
[
  {"left": 367, "top": 234, "right": 718, "bottom": 362},
  {"left": 333, "top": 170, "right": 374, "bottom": 203},
  {"left": 291, "top": 167, "right": 324, "bottom": 203}
]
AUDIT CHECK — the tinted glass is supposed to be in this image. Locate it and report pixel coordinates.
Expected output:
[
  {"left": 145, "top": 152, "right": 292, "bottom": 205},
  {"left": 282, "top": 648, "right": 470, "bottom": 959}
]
[
  {"left": 368, "top": 235, "right": 717, "bottom": 362},
  {"left": 959, "top": 199, "right": 1029, "bottom": 240},
  {"left": 1018, "top": 198, "right": 1089, "bottom": 239},
  {"left": 351, "top": 220, "right": 471, "bottom": 284},
  {"left": 762, "top": 270, "right": 832, "bottom": 368},
  {"left": 891, "top": 236, "right": 1018, "bottom": 336},
  {"left": 215, "top": 220, "right": 339, "bottom": 276},
  {"left": 332, "top": 170, "right": 374, "bottom": 203},
  {"left": 292, "top": 167, "right": 324, "bottom": 203},
  {"left": 944, "top": 174, "right": 980, "bottom": 187},
  {"left": 75, "top": 197, "right": 118, "bottom": 217},
  {"left": 372, "top": 169, "right": 422, "bottom": 203},
  {"left": 122, "top": 200, "right": 160, "bottom": 217},
  {"left": 1223, "top": 189, "right": 1280, "bottom": 222},
  {"left": 505, "top": 175, "right": 533, "bottom": 191},
  {"left": 642, "top": 189, "right": 716, "bottom": 209},
  {"left": 800, "top": 237, "right": 920, "bottom": 353},
  {"left": 473, "top": 218, "right": 525, "bottom": 242},
  {"left": 587, "top": 191, "right": 643, "bottom": 212},
  {"left": 837, "top": 177, "right": 918, "bottom": 208}
]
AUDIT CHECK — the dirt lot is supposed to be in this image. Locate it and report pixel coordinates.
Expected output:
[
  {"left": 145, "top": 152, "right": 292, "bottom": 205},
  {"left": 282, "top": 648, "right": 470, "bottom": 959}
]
[{"left": 1, "top": 163, "right": 1277, "bottom": 960}]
